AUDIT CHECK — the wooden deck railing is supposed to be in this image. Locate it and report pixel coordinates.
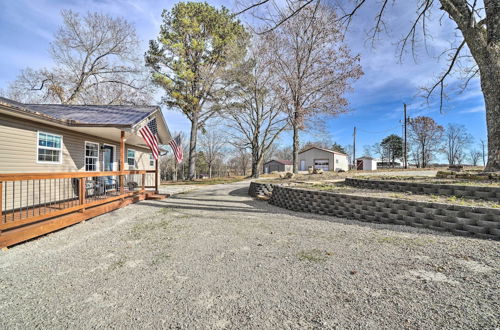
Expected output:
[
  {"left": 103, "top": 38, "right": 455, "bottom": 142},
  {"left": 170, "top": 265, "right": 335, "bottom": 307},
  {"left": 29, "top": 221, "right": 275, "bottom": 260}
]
[{"left": 0, "top": 170, "right": 156, "bottom": 230}]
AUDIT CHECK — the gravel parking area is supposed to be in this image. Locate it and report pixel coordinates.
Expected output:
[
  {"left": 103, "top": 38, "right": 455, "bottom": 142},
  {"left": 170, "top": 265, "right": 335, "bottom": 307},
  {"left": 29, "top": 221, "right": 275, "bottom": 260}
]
[{"left": 0, "top": 181, "right": 498, "bottom": 329}]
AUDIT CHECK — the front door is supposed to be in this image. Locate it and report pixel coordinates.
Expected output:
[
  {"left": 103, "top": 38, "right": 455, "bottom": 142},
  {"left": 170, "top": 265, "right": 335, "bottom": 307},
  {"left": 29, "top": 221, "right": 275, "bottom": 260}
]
[
  {"left": 102, "top": 145, "right": 114, "bottom": 171},
  {"left": 300, "top": 160, "right": 306, "bottom": 171}
]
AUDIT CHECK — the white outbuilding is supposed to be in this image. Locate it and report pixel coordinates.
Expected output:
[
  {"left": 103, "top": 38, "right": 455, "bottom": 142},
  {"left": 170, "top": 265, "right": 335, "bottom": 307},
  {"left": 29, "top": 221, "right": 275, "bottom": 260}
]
[
  {"left": 298, "top": 147, "right": 349, "bottom": 172},
  {"left": 356, "top": 157, "right": 378, "bottom": 171}
]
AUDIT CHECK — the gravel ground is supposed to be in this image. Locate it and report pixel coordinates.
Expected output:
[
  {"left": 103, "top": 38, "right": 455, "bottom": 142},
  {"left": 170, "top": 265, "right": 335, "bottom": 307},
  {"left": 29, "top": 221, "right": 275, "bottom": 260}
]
[{"left": 0, "top": 181, "right": 499, "bottom": 329}]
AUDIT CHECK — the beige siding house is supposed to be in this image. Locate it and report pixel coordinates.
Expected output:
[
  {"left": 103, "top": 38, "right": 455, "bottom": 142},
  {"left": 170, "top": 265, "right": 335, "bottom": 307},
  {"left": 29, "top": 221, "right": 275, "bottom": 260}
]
[
  {"left": 298, "top": 147, "right": 349, "bottom": 172},
  {"left": 0, "top": 98, "right": 170, "bottom": 174},
  {"left": 0, "top": 97, "right": 172, "bottom": 247}
]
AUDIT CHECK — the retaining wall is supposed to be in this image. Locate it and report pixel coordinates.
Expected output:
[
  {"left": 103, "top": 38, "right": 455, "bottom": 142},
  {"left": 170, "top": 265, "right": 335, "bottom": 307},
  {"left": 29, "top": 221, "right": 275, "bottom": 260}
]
[
  {"left": 248, "top": 181, "right": 275, "bottom": 197},
  {"left": 345, "top": 178, "right": 500, "bottom": 201},
  {"left": 267, "top": 185, "right": 500, "bottom": 240}
]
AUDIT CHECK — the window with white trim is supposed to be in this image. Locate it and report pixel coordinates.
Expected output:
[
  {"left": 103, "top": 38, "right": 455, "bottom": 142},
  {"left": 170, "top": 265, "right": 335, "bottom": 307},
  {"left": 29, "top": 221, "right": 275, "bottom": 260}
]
[
  {"left": 127, "top": 149, "right": 136, "bottom": 166},
  {"left": 149, "top": 154, "right": 155, "bottom": 166},
  {"left": 37, "top": 132, "right": 62, "bottom": 163},
  {"left": 85, "top": 142, "right": 99, "bottom": 171}
]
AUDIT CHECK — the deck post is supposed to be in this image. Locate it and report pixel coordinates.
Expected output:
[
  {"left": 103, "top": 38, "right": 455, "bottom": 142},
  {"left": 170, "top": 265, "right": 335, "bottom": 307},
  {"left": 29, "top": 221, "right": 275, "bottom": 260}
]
[
  {"left": 79, "top": 178, "right": 86, "bottom": 211},
  {"left": 119, "top": 131, "right": 125, "bottom": 195},
  {"left": 155, "top": 159, "right": 159, "bottom": 194},
  {"left": 0, "top": 181, "right": 3, "bottom": 223},
  {"left": 141, "top": 173, "right": 146, "bottom": 192}
]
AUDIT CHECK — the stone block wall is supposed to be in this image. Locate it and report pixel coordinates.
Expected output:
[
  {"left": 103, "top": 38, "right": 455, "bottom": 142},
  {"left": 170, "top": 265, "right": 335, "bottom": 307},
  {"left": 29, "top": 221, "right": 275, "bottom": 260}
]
[
  {"left": 248, "top": 182, "right": 275, "bottom": 197},
  {"left": 267, "top": 185, "right": 500, "bottom": 240},
  {"left": 345, "top": 178, "right": 500, "bottom": 201}
]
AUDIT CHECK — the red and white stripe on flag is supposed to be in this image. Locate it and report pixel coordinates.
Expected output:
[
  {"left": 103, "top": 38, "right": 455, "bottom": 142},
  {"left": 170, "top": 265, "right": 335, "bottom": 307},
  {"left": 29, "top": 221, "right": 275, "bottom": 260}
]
[
  {"left": 139, "top": 118, "right": 160, "bottom": 160},
  {"left": 169, "top": 134, "right": 183, "bottom": 163}
]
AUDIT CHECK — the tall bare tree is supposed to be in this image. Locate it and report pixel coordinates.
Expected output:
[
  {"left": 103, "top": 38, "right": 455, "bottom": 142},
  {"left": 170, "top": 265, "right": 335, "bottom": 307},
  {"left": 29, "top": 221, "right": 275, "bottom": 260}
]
[
  {"left": 5, "top": 10, "right": 151, "bottom": 105},
  {"left": 237, "top": 0, "right": 500, "bottom": 171},
  {"left": 444, "top": 123, "right": 473, "bottom": 165},
  {"left": 264, "top": 3, "right": 363, "bottom": 173},
  {"left": 198, "top": 129, "right": 227, "bottom": 178},
  {"left": 224, "top": 37, "right": 289, "bottom": 178},
  {"left": 408, "top": 116, "right": 445, "bottom": 167}
]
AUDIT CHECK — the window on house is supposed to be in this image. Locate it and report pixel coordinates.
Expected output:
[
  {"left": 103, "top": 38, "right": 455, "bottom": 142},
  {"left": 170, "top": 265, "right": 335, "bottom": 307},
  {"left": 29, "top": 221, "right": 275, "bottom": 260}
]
[
  {"left": 336, "top": 159, "right": 339, "bottom": 164},
  {"left": 149, "top": 154, "right": 155, "bottom": 166},
  {"left": 127, "top": 149, "right": 136, "bottom": 166},
  {"left": 314, "top": 159, "right": 329, "bottom": 171},
  {"left": 85, "top": 142, "right": 99, "bottom": 171},
  {"left": 37, "top": 132, "right": 62, "bottom": 163}
]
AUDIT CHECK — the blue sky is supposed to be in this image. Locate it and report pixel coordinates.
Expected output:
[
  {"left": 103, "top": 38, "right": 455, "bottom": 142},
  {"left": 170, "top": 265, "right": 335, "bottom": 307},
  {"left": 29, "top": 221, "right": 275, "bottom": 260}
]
[{"left": 0, "top": 0, "right": 487, "bottom": 155}]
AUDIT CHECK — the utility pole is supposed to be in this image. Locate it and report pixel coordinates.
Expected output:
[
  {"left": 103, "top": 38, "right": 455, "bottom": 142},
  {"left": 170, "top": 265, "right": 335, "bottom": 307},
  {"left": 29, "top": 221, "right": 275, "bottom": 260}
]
[
  {"left": 404, "top": 103, "right": 408, "bottom": 169},
  {"left": 480, "top": 139, "right": 486, "bottom": 166},
  {"left": 353, "top": 126, "right": 356, "bottom": 169}
]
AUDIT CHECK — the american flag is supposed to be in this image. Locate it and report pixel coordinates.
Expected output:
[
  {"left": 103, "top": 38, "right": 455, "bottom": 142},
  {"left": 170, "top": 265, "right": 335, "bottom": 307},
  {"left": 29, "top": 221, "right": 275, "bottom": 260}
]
[
  {"left": 169, "top": 134, "right": 183, "bottom": 163},
  {"left": 139, "top": 118, "right": 160, "bottom": 160}
]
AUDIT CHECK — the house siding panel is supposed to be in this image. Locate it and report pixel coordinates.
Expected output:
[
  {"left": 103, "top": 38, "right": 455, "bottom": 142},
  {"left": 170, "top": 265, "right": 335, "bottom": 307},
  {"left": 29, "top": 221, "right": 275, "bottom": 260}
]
[{"left": 0, "top": 114, "right": 154, "bottom": 174}]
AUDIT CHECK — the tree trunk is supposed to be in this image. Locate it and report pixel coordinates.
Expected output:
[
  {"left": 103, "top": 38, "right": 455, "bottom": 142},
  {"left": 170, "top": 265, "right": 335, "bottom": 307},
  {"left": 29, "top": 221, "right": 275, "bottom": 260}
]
[
  {"left": 208, "top": 164, "right": 212, "bottom": 178},
  {"left": 292, "top": 124, "right": 299, "bottom": 174},
  {"left": 188, "top": 114, "right": 199, "bottom": 180},
  {"left": 480, "top": 53, "right": 500, "bottom": 171},
  {"left": 251, "top": 150, "right": 259, "bottom": 178}
]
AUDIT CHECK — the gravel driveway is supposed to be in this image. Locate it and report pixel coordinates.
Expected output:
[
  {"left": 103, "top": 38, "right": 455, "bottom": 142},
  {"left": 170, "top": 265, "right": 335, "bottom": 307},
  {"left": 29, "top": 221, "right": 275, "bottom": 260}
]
[{"left": 0, "top": 181, "right": 498, "bottom": 329}]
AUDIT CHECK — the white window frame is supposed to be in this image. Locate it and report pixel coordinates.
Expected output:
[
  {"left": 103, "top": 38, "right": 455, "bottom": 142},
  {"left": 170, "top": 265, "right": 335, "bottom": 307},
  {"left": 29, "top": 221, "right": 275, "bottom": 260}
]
[
  {"left": 36, "top": 131, "right": 63, "bottom": 164},
  {"left": 127, "top": 148, "right": 136, "bottom": 167},
  {"left": 84, "top": 141, "right": 100, "bottom": 172},
  {"left": 149, "top": 153, "right": 155, "bottom": 167},
  {"left": 102, "top": 144, "right": 117, "bottom": 171}
]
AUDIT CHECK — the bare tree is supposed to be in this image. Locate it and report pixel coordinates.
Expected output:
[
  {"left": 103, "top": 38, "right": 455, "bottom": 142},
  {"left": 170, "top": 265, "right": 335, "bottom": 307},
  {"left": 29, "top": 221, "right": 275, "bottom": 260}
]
[
  {"left": 469, "top": 149, "right": 482, "bottom": 166},
  {"left": 198, "top": 130, "right": 227, "bottom": 178},
  {"left": 228, "top": 147, "right": 252, "bottom": 176},
  {"left": 444, "top": 123, "right": 473, "bottom": 165},
  {"left": 408, "top": 116, "right": 445, "bottom": 168},
  {"left": 362, "top": 145, "right": 373, "bottom": 157},
  {"left": 5, "top": 10, "right": 151, "bottom": 105},
  {"left": 237, "top": 0, "right": 500, "bottom": 171},
  {"left": 224, "top": 37, "right": 289, "bottom": 178},
  {"left": 264, "top": 3, "right": 363, "bottom": 173}
]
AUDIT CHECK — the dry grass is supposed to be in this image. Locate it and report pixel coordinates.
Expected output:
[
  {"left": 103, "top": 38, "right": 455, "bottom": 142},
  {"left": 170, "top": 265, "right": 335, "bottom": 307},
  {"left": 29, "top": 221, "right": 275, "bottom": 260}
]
[{"left": 162, "top": 176, "right": 246, "bottom": 185}]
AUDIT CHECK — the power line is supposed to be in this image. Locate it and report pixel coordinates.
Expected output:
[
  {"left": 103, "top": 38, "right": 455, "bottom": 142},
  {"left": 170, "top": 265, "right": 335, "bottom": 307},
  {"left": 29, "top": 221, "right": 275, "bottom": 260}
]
[{"left": 356, "top": 126, "right": 401, "bottom": 135}]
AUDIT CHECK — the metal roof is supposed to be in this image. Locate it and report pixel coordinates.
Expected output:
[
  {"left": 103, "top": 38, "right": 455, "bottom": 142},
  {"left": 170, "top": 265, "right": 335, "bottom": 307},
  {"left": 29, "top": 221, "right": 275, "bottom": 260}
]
[
  {"left": 298, "top": 146, "right": 348, "bottom": 156},
  {"left": 0, "top": 97, "right": 157, "bottom": 127},
  {"left": 265, "top": 159, "right": 293, "bottom": 165}
]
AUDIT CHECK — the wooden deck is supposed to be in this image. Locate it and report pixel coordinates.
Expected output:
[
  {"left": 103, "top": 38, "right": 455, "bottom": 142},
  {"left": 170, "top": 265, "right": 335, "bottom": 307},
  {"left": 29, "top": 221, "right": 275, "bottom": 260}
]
[{"left": 0, "top": 170, "right": 159, "bottom": 248}]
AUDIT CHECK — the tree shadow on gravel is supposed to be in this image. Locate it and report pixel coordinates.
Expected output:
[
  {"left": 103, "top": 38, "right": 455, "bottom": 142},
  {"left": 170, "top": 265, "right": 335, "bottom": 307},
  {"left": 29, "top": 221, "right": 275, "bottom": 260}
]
[{"left": 138, "top": 199, "right": 268, "bottom": 214}]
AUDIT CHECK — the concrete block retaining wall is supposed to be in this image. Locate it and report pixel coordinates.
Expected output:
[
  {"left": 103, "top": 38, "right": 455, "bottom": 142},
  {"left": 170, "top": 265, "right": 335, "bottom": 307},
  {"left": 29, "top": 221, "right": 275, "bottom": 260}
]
[
  {"left": 249, "top": 182, "right": 499, "bottom": 240},
  {"left": 345, "top": 178, "right": 500, "bottom": 201},
  {"left": 248, "top": 181, "right": 274, "bottom": 197}
]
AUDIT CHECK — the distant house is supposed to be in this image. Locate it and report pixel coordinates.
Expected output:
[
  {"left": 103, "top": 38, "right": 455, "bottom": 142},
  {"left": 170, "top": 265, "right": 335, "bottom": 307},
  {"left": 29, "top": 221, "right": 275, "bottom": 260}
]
[
  {"left": 0, "top": 97, "right": 172, "bottom": 247},
  {"left": 298, "top": 147, "right": 349, "bottom": 172},
  {"left": 263, "top": 159, "right": 293, "bottom": 173},
  {"left": 356, "top": 157, "right": 377, "bottom": 171}
]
